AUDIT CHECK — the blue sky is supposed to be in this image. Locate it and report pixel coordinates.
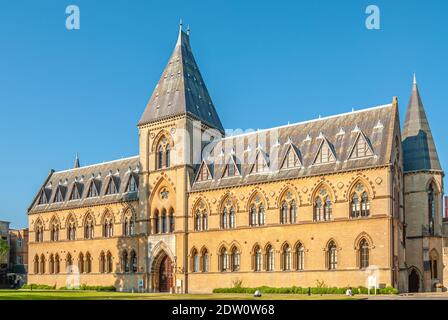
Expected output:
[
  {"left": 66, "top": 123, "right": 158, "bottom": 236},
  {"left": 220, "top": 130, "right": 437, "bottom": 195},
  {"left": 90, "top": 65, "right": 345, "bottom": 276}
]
[{"left": 0, "top": 0, "right": 447, "bottom": 228}]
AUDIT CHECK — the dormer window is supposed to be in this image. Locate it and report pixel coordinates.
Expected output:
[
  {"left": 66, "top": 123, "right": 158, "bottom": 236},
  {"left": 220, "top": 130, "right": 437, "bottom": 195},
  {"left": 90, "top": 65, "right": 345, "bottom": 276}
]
[
  {"left": 38, "top": 189, "right": 49, "bottom": 205},
  {"left": 250, "top": 151, "right": 269, "bottom": 174},
  {"left": 314, "top": 138, "right": 336, "bottom": 164},
  {"left": 54, "top": 186, "right": 66, "bottom": 203},
  {"left": 196, "top": 161, "right": 212, "bottom": 182},
  {"left": 223, "top": 156, "right": 239, "bottom": 178},
  {"left": 70, "top": 183, "right": 83, "bottom": 200},
  {"left": 281, "top": 144, "right": 301, "bottom": 169},
  {"left": 126, "top": 174, "right": 139, "bottom": 192},
  {"left": 105, "top": 177, "right": 119, "bottom": 195},
  {"left": 87, "top": 180, "right": 100, "bottom": 198},
  {"left": 349, "top": 132, "right": 374, "bottom": 159}
]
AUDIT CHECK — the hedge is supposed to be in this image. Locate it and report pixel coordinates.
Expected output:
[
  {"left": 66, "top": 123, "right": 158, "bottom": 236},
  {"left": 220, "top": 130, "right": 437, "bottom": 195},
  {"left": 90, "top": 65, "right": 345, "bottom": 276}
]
[
  {"left": 212, "top": 285, "right": 398, "bottom": 295},
  {"left": 22, "top": 284, "right": 116, "bottom": 292}
]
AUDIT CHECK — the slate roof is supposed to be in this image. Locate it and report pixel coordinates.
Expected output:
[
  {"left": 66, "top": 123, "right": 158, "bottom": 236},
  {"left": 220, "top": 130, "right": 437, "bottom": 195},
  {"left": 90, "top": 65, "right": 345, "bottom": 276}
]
[
  {"left": 28, "top": 156, "right": 140, "bottom": 214},
  {"left": 138, "top": 25, "right": 224, "bottom": 132},
  {"left": 402, "top": 75, "right": 442, "bottom": 172},
  {"left": 191, "top": 103, "right": 396, "bottom": 191}
]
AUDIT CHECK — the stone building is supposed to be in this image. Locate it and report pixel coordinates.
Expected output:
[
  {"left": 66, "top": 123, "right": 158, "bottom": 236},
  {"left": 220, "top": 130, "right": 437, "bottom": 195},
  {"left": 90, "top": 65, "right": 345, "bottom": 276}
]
[{"left": 27, "top": 25, "right": 444, "bottom": 293}]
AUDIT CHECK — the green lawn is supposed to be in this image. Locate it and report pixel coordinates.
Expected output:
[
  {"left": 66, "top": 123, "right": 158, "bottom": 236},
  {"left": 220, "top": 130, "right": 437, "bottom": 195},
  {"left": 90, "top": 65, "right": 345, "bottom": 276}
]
[{"left": 0, "top": 290, "right": 362, "bottom": 300}]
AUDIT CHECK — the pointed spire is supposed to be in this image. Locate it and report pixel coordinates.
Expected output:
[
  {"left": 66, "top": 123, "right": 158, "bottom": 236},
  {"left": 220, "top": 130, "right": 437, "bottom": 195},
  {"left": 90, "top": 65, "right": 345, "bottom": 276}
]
[
  {"left": 138, "top": 24, "right": 224, "bottom": 132},
  {"left": 413, "top": 72, "right": 417, "bottom": 86},
  {"left": 402, "top": 75, "right": 442, "bottom": 172},
  {"left": 74, "top": 153, "right": 80, "bottom": 168}
]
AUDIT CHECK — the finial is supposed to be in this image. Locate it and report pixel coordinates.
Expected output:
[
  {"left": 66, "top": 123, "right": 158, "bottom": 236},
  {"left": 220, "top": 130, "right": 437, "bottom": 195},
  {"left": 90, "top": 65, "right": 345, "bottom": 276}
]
[
  {"left": 74, "top": 152, "right": 80, "bottom": 168},
  {"left": 186, "top": 24, "right": 190, "bottom": 36},
  {"left": 413, "top": 72, "right": 417, "bottom": 86},
  {"left": 179, "top": 18, "right": 183, "bottom": 29}
]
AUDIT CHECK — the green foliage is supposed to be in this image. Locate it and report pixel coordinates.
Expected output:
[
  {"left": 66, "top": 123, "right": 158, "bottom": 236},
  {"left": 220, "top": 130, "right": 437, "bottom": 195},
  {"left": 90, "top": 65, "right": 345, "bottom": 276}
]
[
  {"left": 21, "top": 284, "right": 115, "bottom": 292},
  {"left": 212, "top": 285, "right": 398, "bottom": 295},
  {"left": 21, "top": 284, "right": 56, "bottom": 290},
  {"left": 0, "top": 239, "right": 9, "bottom": 260}
]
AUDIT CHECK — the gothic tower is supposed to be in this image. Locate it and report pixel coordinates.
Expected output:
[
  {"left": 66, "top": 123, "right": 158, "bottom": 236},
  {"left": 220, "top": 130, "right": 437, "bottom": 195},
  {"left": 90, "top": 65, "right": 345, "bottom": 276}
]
[
  {"left": 137, "top": 23, "right": 224, "bottom": 292},
  {"left": 402, "top": 74, "right": 444, "bottom": 292}
]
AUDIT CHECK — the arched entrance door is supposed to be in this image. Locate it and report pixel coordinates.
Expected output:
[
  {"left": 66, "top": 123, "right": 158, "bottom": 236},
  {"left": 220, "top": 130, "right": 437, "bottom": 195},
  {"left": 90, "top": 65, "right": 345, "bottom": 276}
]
[
  {"left": 408, "top": 269, "right": 420, "bottom": 293},
  {"left": 159, "top": 255, "right": 173, "bottom": 292}
]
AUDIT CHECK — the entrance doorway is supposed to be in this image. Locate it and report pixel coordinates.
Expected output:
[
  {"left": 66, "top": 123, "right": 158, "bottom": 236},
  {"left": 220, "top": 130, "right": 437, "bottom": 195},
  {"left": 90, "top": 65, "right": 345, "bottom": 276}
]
[
  {"left": 158, "top": 255, "right": 173, "bottom": 292},
  {"left": 408, "top": 269, "right": 420, "bottom": 293}
]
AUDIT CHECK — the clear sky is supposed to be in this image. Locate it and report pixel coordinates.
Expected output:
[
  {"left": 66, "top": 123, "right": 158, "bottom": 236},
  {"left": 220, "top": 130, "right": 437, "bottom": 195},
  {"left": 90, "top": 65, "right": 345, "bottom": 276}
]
[{"left": 0, "top": 0, "right": 447, "bottom": 228}]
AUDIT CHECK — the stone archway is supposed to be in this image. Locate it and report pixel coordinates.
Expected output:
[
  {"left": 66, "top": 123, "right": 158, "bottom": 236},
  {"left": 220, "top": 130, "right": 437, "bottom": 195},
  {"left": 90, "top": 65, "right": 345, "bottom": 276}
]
[
  {"left": 408, "top": 268, "right": 420, "bottom": 293},
  {"left": 151, "top": 250, "right": 174, "bottom": 293}
]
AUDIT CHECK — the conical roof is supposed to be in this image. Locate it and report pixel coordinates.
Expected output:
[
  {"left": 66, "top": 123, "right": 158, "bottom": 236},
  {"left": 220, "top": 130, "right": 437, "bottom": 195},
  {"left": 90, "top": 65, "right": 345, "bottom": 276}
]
[
  {"left": 138, "top": 24, "right": 224, "bottom": 132},
  {"left": 402, "top": 74, "right": 442, "bottom": 172}
]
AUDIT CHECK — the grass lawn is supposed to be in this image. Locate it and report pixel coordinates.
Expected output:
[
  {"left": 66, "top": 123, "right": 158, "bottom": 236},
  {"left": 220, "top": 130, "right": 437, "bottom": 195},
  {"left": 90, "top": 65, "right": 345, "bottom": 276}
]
[{"left": 0, "top": 290, "right": 363, "bottom": 300}]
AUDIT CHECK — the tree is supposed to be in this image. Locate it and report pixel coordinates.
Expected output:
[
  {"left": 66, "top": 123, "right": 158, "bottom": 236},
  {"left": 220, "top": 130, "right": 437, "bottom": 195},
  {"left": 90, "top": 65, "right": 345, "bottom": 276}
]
[{"left": 0, "top": 239, "right": 9, "bottom": 262}]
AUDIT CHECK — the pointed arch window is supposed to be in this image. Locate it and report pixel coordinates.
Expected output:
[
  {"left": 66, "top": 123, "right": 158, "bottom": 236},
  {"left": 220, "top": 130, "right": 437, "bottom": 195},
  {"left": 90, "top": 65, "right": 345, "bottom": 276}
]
[
  {"left": 221, "top": 200, "right": 236, "bottom": 229},
  {"left": 35, "top": 220, "right": 44, "bottom": 243},
  {"left": 67, "top": 217, "right": 76, "bottom": 241},
  {"left": 85, "top": 252, "right": 92, "bottom": 273},
  {"left": 78, "top": 252, "right": 84, "bottom": 273},
  {"left": 430, "top": 249, "right": 438, "bottom": 279},
  {"left": 314, "top": 189, "right": 332, "bottom": 222},
  {"left": 158, "top": 145, "right": 164, "bottom": 169},
  {"left": 201, "top": 248, "right": 209, "bottom": 272},
  {"left": 49, "top": 254, "right": 55, "bottom": 274},
  {"left": 350, "top": 183, "right": 370, "bottom": 218},
  {"left": 122, "top": 251, "right": 129, "bottom": 273},
  {"left": 39, "top": 254, "right": 45, "bottom": 274},
  {"left": 282, "top": 244, "right": 291, "bottom": 271},
  {"left": 191, "top": 249, "right": 199, "bottom": 273},
  {"left": 266, "top": 245, "right": 274, "bottom": 271},
  {"left": 100, "top": 251, "right": 106, "bottom": 273},
  {"left": 428, "top": 183, "right": 436, "bottom": 235},
  {"left": 50, "top": 220, "right": 59, "bottom": 242},
  {"left": 219, "top": 248, "right": 228, "bottom": 272},
  {"left": 107, "top": 251, "right": 113, "bottom": 273},
  {"left": 54, "top": 254, "right": 60, "bottom": 274},
  {"left": 156, "top": 136, "right": 171, "bottom": 169},
  {"left": 359, "top": 239, "right": 369, "bottom": 269},
  {"left": 169, "top": 208, "right": 175, "bottom": 233},
  {"left": 154, "top": 210, "right": 160, "bottom": 234},
  {"left": 328, "top": 241, "right": 337, "bottom": 270},
  {"left": 33, "top": 255, "right": 39, "bottom": 274},
  {"left": 84, "top": 215, "right": 94, "bottom": 239},
  {"left": 165, "top": 145, "right": 171, "bottom": 167},
  {"left": 296, "top": 243, "right": 304, "bottom": 270},
  {"left": 161, "top": 209, "right": 167, "bottom": 233},
  {"left": 66, "top": 253, "right": 73, "bottom": 273},
  {"left": 130, "top": 250, "right": 137, "bottom": 273},
  {"left": 249, "top": 196, "right": 265, "bottom": 227},
  {"left": 231, "top": 247, "right": 240, "bottom": 272},
  {"left": 254, "top": 246, "right": 262, "bottom": 271},
  {"left": 280, "top": 192, "right": 298, "bottom": 224},
  {"left": 123, "top": 211, "right": 135, "bottom": 236}
]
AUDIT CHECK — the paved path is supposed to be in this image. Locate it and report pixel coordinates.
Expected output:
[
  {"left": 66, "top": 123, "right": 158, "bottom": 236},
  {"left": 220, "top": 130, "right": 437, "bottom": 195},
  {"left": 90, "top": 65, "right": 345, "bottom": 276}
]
[{"left": 366, "top": 292, "right": 448, "bottom": 300}]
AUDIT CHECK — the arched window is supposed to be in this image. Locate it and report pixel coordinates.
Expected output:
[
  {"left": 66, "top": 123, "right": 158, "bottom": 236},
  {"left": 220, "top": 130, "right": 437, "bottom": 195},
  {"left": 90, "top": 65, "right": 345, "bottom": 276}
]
[
  {"left": 266, "top": 245, "right": 274, "bottom": 271},
  {"left": 169, "top": 208, "right": 175, "bottom": 233},
  {"left": 78, "top": 252, "right": 84, "bottom": 273},
  {"left": 85, "top": 252, "right": 92, "bottom": 273},
  {"left": 314, "top": 189, "right": 332, "bottom": 221},
  {"left": 430, "top": 249, "right": 438, "bottom": 279},
  {"left": 54, "top": 254, "right": 60, "bottom": 274},
  {"left": 231, "top": 247, "right": 240, "bottom": 272},
  {"left": 103, "top": 214, "right": 113, "bottom": 238},
  {"left": 428, "top": 183, "right": 436, "bottom": 235},
  {"left": 156, "top": 135, "right": 171, "bottom": 169},
  {"left": 350, "top": 183, "right": 370, "bottom": 218},
  {"left": 157, "top": 145, "right": 164, "bottom": 169},
  {"left": 254, "top": 246, "right": 262, "bottom": 271},
  {"left": 219, "top": 248, "right": 228, "bottom": 272},
  {"left": 67, "top": 216, "right": 76, "bottom": 241},
  {"left": 123, "top": 211, "right": 135, "bottom": 236},
  {"left": 33, "top": 255, "right": 39, "bottom": 274},
  {"left": 296, "top": 243, "right": 304, "bottom": 270},
  {"left": 50, "top": 219, "right": 59, "bottom": 241},
  {"left": 222, "top": 207, "right": 228, "bottom": 229},
  {"left": 249, "top": 195, "right": 265, "bottom": 227},
  {"left": 282, "top": 244, "right": 291, "bottom": 271},
  {"left": 106, "top": 251, "right": 113, "bottom": 273},
  {"left": 202, "top": 212, "right": 208, "bottom": 231},
  {"left": 84, "top": 215, "right": 94, "bottom": 239},
  {"left": 290, "top": 200, "right": 297, "bottom": 224},
  {"left": 130, "top": 250, "right": 137, "bottom": 273},
  {"left": 201, "top": 248, "right": 209, "bottom": 272},
  {"left": 328, "top": 241, "right": 337, "bottom": 270},
  {"left": 250, "top": 205, "right": 257, "bottom": 226},
  {"left": 154, "top": 210, "right": 160, "bottom": 234},
  {"left": 161, "top": 209, "right": 167, "bottom": 233},
  {"left": 229, "top": 207, "right": 236, "bottom": 228},
  {"left": 359, "top": 239, "right": 369, "bottom": 269},
  {"left": 39, "top": 254, "right": 45, "bottom": 274},
  {"left": 191, "top": 249, "right": 199, "bottom": 272},
  {"left": 66, "top": 253, "right": 73, "bottom": 273},
  {"left": 314, "top": 198, "right": 323, "bottom": 221},
  {"left": 49, "top": 254, "right": 54, "bottom": 274},
  {"left": 281, "top": 202, "right": 288, "bottom": 224},
  {"left": 165, "top": 145, "right": 170, "bottom": 167},
  {"left": 35, "top": 220, "right": 43, "bottom": 243},
  {"left": 195, "top": 210, "right": 201, "bottom": 231},
  {"left": 324, "top": 197, "right": 332, "bottom": 220},
  {"left": 122, "top": 251, "right": 129, "bottom": 273},
  {"left": 100, "top": 251, "right": 106, "bottom": 273}
]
